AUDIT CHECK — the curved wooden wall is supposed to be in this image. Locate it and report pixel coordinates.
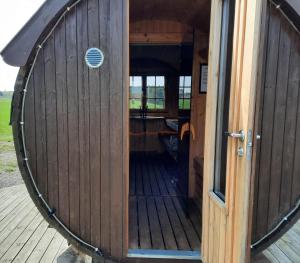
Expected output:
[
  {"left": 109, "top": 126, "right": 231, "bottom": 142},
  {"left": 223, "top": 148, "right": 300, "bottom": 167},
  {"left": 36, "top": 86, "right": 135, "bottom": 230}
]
[
  {"left": 252, "top": 2, "right": 300, "bottom": 244},
  {"left": 15, "top": 0, "right": 128, "bottom": 259}
]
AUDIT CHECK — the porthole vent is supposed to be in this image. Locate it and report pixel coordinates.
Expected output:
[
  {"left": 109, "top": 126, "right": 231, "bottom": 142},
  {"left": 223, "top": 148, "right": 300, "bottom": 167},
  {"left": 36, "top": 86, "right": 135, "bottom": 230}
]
[{"left": 85, "top": 48, "right": 104, "bottom": 68}]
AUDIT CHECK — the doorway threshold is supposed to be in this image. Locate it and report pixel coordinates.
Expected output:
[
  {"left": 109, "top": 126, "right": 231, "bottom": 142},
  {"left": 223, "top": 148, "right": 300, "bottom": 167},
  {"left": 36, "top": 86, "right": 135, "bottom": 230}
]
[{"left": 127, "top": 249, "right": 201, "bottom": 260}]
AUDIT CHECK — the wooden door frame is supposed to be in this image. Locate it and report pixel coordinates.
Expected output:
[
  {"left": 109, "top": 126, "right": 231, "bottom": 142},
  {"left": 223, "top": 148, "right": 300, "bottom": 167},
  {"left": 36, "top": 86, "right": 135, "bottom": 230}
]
[{"left": 202, "top": 0, "right": 264, "bottom": 262}]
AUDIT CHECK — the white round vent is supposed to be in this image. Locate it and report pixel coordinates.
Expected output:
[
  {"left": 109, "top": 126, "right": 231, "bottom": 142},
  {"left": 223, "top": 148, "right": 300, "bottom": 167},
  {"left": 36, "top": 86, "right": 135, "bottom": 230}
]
[{"left": 85, "top": 48, "right": 104, "bottom": 68}]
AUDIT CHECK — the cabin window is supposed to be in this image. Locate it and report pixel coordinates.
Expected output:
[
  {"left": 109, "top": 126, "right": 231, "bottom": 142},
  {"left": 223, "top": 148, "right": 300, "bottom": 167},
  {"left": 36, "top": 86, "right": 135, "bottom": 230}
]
[
  {"left": 214, "top": 0, "right": 236, "bottom": 200},
  {"left": 179, "top": 76, "right": 192, "bottom": 110},
  {"left": 146, "top": 76, "right": 165, "bottom": 110},
  {"left": 130, "top": 76, "right": 143, "bottom": 109}
]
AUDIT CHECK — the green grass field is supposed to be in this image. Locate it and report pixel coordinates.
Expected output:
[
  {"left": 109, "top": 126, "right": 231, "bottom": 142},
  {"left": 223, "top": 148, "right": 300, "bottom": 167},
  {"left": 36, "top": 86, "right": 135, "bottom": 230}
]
[{"left": 0, "top": 97, "right": 13, "bottom": 143}]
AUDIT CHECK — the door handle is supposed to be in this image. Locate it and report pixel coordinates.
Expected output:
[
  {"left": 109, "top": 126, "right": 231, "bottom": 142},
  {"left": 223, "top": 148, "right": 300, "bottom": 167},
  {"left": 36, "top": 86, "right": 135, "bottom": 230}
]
[{"left": 225, "top": 130, "right": 245, "bottom": 142}]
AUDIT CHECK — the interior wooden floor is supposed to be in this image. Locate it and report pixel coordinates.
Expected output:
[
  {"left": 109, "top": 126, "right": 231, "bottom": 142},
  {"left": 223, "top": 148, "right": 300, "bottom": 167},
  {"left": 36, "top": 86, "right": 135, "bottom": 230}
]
[{"left": 129, "top": 154, "right": 202, "bottom": 251}]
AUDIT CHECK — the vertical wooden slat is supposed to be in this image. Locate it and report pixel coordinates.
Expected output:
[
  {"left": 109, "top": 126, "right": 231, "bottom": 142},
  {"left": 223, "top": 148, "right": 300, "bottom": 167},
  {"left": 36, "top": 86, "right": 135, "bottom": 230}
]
[
  {"left": 44, "top": 34, "right": 59, "bottom": 211},
  {"left": 66, "top": 7, "right": 80, "bottom": 234},
  {"left": 24, "top": 75, "right": 36, "bottom": 182},
  {"left": 99, "top": 0, "right": 111, "bottom": 252},
  {"left": 255, "top": 6, "right": 281, "bottom": 238},
  {"left": 34, "top": 49, "right": 48, "bottom": 200},
  {"left": 280, "top": 29, "right": 299, "bottom": 215},
  {"left": 268, "top": 16, "right": 291, "bottom": 227},
  {"left": 109, "top": 0, "right": 124, "bottom": 257},
  {"left": 87, "top": 0, "right": 101, "bottom": 248},
  {"left": 55, "top": 17, "right": 69, "bottom": 225},
  {"left": 77, "top": 0, "right": 91, "bottom": 242}
]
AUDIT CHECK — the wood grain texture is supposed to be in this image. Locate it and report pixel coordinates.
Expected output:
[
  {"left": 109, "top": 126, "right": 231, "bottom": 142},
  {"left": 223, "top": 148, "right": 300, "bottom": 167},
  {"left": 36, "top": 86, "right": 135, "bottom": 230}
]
[
  {"left": 252, "top": 3, "right": 300, "bottom": 244},
  {"left": 22, "top": 0, "right": 128, "bottom": 259}
]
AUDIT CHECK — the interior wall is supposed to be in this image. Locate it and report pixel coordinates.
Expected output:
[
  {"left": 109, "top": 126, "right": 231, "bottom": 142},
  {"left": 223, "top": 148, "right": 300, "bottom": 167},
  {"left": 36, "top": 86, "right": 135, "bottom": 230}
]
[{"left": 188, "top": 30, "right": 209, "bottom": 200}]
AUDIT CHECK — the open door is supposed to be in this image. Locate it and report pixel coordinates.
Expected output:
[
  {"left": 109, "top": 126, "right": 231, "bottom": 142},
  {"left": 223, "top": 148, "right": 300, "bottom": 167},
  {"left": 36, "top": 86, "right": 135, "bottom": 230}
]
[{"left": 201, "top": 0, "right": 263, "bottom": 262}]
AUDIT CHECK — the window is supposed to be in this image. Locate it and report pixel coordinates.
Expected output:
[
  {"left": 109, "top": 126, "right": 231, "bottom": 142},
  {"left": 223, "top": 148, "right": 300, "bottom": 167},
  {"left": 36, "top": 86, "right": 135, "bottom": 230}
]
[
  {"left": 179, "top": 76, "right": 192, "bottom": 110},
  {"left": 129, "top": 76, "right": 166, "bottom": 111},
  {"left": 214, "top": 0, "right": 236, "bottom": 200},
  {"left": 146, "top": 76, "right": 165, "bottom": 110},
  {"left": 129, "top": 76, "right": 142, "bottom": 109}
]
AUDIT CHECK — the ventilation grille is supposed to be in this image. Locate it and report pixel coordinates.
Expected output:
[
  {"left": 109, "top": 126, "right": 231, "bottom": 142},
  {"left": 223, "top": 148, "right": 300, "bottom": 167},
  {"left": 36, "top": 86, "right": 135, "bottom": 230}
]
[{"left": 85, "top": 48, "right": 104, "bottom": 68}]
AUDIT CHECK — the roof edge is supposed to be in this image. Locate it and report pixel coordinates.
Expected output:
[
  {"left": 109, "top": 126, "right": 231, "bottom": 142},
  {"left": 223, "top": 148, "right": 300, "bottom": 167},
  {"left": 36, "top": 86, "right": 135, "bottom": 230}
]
[{"left": 1, "top": 0, "right": 74, "bottom": 67}]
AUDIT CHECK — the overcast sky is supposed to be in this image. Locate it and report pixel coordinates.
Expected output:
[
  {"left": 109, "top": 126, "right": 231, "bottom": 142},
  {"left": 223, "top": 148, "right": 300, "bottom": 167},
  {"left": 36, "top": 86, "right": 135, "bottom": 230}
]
[{"left": 0, "top": 0, "right": 45, "bottom": 91}]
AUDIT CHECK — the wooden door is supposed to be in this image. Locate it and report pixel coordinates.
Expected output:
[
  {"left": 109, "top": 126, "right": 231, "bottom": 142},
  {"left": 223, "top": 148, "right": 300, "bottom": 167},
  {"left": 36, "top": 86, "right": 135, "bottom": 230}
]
[{"left": 201, "top": 0, "right": 263, "bottom": 262}]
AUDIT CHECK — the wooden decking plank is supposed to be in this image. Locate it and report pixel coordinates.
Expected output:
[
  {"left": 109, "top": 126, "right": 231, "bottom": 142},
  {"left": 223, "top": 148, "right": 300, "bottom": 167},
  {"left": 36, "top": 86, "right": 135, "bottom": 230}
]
[
  {"left": 163, "top": 197, "right": 190, "bottom": 250},
  {"left": 51, "top": 239, "right": 69, "bottom": 263},
  {"left": 0, "top": 187, "right": 26, "bottom": 213},
  {"left": 136, "top": 162, "right": 144, "bottom": 196},
  {"left": 25, "top": 227, "right": 57, "bottom": 263},
  {"left": 0, "top": 194, "right": 30, "bottom": 223},
  {"left": 147, "top": 197, "right": 164, "bottom": 249},
  {"left": 129, "top": 197, "right": 139, "bottom": 249},
  {"left": 158, "top": 160, "right": 177, "bottom": 196},
  {"left": 285, "top": 229, "right": 300, "bottom": 249},
  {"left": 172, "top": 197, "right": 201, "bottom": 250},
  {"left": 267, "top": 244, "right": 293, "bottom": 263},
  {"left": 12, "top": 221, "right": 50, "bottom": 263},
  {"left": 275, "top": 239, "right": 300, "bottom": 263},
  {"left": 0, "top": 207, "right": 38, "bottom": 257},
  {"left": 0, "top": 197, "right": 32, "bottom": 232},
  {"left": 146, "top": 158, "right": 161, "bottom": 196},
  {"left": 263, "top": 250, "right": 279, "bottom": 262},
  {"left": 137, "top": 197, "right": 151, "bottom": 248},
  {"left": 155, "top": 197, "right": 177, "bottom": 250},
  {"left": 40, "top": 231, "right": 65, "bottom": 262},
  {"left": 129, "top": 159, "right": 136, "bottom": 196},
  {"left": 188, "top": 201, "right": 202, "bottom": 237},
  {"left": 152, "top": 163, "right": 168, "bottom": 196},
  {"left": 0, "top": 202, "right": 35, "bottom": 243},
  {"left": 142, "top": 160, "right": 152, "bottom": 196},
  {"left": 0, "top": 213, "right": 43, "bottom": 262}
]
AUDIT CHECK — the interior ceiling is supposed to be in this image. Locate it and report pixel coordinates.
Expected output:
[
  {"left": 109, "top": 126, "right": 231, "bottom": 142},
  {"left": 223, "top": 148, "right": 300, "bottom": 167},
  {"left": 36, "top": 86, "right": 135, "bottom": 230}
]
[{"left": 130, "top": 0, "right": 211, "bottom": 32}]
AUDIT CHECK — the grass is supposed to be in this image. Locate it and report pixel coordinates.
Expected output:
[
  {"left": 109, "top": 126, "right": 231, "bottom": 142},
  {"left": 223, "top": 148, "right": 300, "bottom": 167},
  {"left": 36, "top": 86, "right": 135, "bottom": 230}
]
[
  {"left": 0, "top": 97, "right": 13, "bottom": 142},
  {"left": 0, "top": 95, "right": 16, "bottom": 174}
]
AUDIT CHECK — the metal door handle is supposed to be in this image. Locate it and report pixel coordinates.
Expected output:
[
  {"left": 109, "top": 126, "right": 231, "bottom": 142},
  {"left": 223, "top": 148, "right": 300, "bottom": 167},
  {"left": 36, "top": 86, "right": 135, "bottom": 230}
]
[{"left": 225, "top": 130, "right": 245, "bottom": 142}]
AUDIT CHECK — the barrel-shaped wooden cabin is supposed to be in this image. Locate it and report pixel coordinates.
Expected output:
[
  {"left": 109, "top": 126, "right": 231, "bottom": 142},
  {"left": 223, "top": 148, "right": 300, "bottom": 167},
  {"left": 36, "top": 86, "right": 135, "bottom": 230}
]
[{"left": 1, "top": 0, "right": 300, "bottom": 262}]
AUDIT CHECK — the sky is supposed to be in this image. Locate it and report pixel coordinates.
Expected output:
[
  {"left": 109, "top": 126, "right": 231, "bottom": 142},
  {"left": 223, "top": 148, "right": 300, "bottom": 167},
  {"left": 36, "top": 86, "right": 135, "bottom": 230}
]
[{"left": 0, "top": 0, "right": 45, "bottom": 91}]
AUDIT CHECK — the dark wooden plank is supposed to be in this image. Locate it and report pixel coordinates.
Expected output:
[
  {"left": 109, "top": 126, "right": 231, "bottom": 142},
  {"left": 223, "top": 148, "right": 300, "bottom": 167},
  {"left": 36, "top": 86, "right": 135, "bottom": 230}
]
[
  {"left": 147, "top": 197, "right": 164, "bottom": 249},
  {"left": 99, "top": 0, "right": 111, "bottom": 250},
  {"left": 290, "top": 37, "right": 300, "bottom": 206},
  {"left": 34, "top": 49, "right": 48, "bottom": 200},
  {"left": 152, "top": 159, "right": 169, "bottom": 196},
  {"left": 163, "top": 197, "right": 190, "bottom": 250},
  {"left": 129, "top": 158, "right": 136, "bottom": 196},
  {"left": 255, "top": 7, "right": 281, "bottom": 239},
  {"left": 268, "top": 16, "right": 291, "bottom": 228},
  {"left": 137, "top": 197, "right": 151, "bottom": 249},
  {"left": 87, "top": 0, "right": 101, "bottom": 247},
  {"left": 44, "top": 34, "right": 59, "bottom": 211},
  {"left": 280, "top": 28, "right": 299, "bottom": 215},
  {"left": 77, "top": 0, "right": 91, "bottom": 243},
  {"left": 66, "top": 7, "right": 80, "bottom": 234},
  {"left": 109, "top": 0, "right": 124, "bottom": 257},
  {"left": 251, "top": 2, "right": 270, "bottom": 242},
  {"left": 155, "top": 197, "right": 177, "bottom": 250},
  {"left": 24, "top": 74, "right": 37, "bottom": 182},
  {"left": 157, "top": 160, "right": 177, "bottom": 196},
  {"left": 172, "top": 197, "right": 201, "bottom": 250},
  {"left": 129, "top": 197, "right": 139, "bottom": 249},
  {"left": 136, "top": 162, "right": 144, "bottom": 196},
  {"left": 54, "top": 16, "right": 69, "bottom": 226},
  {"left": 142, "top": 160, "right": 152, "bottom": 196},
  {"left": 146, "top": 157, "right": 161, "bottom": 196}
]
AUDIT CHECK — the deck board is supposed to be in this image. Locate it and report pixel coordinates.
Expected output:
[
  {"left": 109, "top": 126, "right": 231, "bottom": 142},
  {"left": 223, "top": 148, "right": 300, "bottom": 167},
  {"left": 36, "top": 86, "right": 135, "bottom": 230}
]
[{"left": 129, "top": 155, "right": 201, "bottom": 251}]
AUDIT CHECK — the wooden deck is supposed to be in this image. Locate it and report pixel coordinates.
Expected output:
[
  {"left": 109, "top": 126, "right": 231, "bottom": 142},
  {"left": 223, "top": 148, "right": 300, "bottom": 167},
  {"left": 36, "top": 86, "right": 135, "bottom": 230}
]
[
  {"left": 0, "top": 182, "right": 299, "bottom": 262},
  {"left": 252, "top": 219, "right": 300, "bottom": 263},
  {"left": 0, "top": 185, "right": 69, "bottom": 263},
  {"left": 129, "top": 155, "right": 202, "bottom": 251}
]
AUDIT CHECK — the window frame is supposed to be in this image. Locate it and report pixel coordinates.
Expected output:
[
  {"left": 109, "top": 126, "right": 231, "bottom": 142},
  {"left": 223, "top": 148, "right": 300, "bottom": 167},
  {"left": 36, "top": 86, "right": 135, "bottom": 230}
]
[
  {"left": 129, "top": 75, "right": 167, "bottom": 112},
  {"left": 179, "top": 76, "right": 192, "bottom": 110}
]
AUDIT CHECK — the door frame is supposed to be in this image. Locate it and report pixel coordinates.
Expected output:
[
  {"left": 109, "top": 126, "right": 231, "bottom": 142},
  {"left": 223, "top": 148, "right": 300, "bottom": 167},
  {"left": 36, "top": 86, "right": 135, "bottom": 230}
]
[{"left": 201, "top": 0, "right": 264, "bottom": 262}]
